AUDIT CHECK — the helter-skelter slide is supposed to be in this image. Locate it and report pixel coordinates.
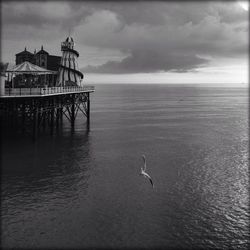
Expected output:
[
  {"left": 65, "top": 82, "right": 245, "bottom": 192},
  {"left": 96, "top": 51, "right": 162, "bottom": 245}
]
[{"left": 57, "top": 36, "right": 84, "bottom": 86}]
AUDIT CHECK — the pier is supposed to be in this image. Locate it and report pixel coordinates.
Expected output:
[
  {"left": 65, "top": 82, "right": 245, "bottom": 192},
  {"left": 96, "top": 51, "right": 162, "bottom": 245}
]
[
  {"left": 0, "top": 86, "right": 95, "bottom": 137},
  {"left": 0, "top": 36, "right": 95, "bottom": 138}
]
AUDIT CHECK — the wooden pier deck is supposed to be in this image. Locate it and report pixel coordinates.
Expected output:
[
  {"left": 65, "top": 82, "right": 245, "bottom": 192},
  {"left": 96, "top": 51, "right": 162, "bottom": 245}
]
[
  {"left": 0, "top": 86, "right": 95, "bottom": 137},
  {"left": 1, "top": 86, "right": 95, "bottom": 98}
]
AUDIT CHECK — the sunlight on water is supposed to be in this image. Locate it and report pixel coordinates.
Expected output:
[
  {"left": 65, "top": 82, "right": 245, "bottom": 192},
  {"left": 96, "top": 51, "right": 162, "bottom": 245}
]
[{"left": 1, "top": 84, "right": 249, "bottom": 249}]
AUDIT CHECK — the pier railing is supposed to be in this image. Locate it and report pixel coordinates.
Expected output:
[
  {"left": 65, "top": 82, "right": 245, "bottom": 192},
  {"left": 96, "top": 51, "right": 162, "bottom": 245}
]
[{"left": 2, "top": 86, "right": 95, "bottom": 97}]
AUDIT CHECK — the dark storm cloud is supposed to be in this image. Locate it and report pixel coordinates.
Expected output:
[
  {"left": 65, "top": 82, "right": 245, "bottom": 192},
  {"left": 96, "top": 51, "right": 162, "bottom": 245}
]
[
  {"left": 2, "top": 1, "right": 248, "bottom": 73},
  {"left": 2, "top": 1, "right": 91, "bottom": 30},
  {"left": 83, "top": 50, "right": 208, "bottom": 74},
  {"left": 77, "top": 1, "right": 248, "bottom": 73}
]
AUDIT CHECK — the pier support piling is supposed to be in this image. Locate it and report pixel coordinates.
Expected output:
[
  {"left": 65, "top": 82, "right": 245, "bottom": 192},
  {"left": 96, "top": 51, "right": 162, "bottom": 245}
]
[
  {"left": 87, "top": 92, "right": 90, "bottom": 122},
  {"left": 0, "top": 88, "right": 94, "bottom": 136},
  {"left": 0, "top": 87, "right": 94, "bottom": 137}
]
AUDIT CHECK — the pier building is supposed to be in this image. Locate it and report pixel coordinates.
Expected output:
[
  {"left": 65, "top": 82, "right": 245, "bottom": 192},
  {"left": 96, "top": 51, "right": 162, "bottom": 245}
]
[
  {"left": 16, "top": 46, "right": 61, "bottom": 71},
  {"left": 0, "top": 37, "right": 95, "bottom": 138}
]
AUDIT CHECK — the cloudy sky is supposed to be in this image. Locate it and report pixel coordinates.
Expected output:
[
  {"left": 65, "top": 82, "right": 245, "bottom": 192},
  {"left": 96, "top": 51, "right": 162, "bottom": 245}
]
[{"left": 1, "top": 0, "right": 249, "bottom": 85}]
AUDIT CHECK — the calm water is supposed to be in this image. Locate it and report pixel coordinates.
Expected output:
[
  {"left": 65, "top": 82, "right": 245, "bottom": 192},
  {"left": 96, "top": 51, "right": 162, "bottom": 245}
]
[{"left": 1, "top": 84, "right": 249, "bottom": 249}]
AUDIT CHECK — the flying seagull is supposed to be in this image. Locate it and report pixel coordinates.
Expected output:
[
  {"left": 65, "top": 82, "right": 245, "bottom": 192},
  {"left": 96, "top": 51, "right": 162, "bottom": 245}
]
[{"left": 140, "top": 155, "right": 154, "bottom": 188}]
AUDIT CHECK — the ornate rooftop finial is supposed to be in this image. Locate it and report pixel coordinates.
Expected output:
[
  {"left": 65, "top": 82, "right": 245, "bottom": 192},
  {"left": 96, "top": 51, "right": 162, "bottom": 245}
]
[
  {"left": 34, "top": 49, "right": 36, "bottom": 54},
  {"left": 41, "top": 45, "right": 43, "bottom": 50},
  {"left": 25, "top": 47, "right": 27, "bottom": 51}
]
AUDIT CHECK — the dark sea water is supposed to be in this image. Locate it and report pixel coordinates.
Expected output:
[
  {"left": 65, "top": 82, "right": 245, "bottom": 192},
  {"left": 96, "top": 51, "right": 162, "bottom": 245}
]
[{"left": 1, "top": 84, "right": 249, "bottom": 249}]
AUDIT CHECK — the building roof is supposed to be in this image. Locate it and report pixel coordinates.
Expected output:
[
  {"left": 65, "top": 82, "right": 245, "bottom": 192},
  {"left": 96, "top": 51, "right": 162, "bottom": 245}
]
[
  {"left": 36, "top": 45, "right": 49, "bottom": 55},
  {"left": 65, "top": 36, "right": 74, "bottom": 43},
  {"left": 6, "top": 61, "right": 57, "bottom": 75},
  {"left": 15, "top": 47, "right": 33, "bottom": 56}
]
